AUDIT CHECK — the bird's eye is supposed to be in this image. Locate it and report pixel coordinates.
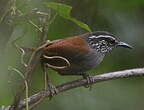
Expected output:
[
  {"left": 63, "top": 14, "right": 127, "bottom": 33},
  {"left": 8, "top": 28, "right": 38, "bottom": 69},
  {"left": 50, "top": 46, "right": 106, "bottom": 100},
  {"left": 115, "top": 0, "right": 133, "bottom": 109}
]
[{"left": 109, "top": 39, "right": 115, "bottom": 44}]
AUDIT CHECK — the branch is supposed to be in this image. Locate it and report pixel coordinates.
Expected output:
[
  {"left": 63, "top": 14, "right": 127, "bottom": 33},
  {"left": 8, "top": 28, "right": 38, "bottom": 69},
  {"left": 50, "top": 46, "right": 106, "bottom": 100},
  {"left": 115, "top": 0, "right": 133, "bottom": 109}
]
[{"left": 8, "top": 67, "right": 144, "bottom": 110}]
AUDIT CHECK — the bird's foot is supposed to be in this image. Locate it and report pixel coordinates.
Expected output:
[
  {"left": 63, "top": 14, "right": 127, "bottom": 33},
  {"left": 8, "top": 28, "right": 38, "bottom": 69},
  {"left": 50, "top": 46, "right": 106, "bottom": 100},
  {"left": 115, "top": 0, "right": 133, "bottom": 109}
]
[
  {"left": 47, "top": 81, "right": 58, "bottom": 100},
  {"left": 82, "top": 74, "right": 94, "bottom": 90}
]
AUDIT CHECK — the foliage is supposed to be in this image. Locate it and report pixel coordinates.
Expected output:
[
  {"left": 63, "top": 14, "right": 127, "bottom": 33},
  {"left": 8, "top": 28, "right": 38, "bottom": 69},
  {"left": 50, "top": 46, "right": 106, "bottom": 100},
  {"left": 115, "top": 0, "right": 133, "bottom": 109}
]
[{"left": 45, "top": 2, "right": 92, "bottom": 32}]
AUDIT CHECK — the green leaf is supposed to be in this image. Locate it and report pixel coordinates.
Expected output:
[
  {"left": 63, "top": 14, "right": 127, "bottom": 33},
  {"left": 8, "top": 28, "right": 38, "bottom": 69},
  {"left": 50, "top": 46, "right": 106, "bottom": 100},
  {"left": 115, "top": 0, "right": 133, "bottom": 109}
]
[{"left": 44, "top": 2, "right": 92, "bottom": 32}]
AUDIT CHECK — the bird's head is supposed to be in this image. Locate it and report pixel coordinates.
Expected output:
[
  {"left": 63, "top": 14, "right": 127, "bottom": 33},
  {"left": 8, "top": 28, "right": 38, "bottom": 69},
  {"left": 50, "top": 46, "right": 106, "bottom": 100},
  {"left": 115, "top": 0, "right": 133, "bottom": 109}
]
[{"left": 87, "top": 31, "right": 133, "bottom": 54}]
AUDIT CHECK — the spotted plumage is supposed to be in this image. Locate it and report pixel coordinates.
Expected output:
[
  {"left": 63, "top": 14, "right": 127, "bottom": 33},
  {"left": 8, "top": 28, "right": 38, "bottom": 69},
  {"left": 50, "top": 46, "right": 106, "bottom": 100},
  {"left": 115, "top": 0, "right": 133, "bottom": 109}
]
[{"left": 87, "top": 32, "right": 119, "bottom": 53}]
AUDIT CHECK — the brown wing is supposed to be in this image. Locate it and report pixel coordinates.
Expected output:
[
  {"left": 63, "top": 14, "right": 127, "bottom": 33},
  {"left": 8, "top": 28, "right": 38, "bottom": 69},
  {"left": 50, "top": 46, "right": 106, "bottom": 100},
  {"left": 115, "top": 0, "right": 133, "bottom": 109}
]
[
  {"left": 44, "top": 36, "right": 90, "bottom": 58},
  {"left": 42, "top": 36, "right": 90, "bottom": 71}
]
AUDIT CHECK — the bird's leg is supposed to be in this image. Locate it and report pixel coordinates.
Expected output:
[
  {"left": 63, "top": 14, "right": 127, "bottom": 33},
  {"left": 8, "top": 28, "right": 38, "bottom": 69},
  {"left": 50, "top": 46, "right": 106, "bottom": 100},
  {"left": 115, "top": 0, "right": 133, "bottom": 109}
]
[
  {"left": 42, "top": 63, "right": 58, "bottom": 99},
  {"left": 82, "top": 73, "right": 94, "bottom": 90}
]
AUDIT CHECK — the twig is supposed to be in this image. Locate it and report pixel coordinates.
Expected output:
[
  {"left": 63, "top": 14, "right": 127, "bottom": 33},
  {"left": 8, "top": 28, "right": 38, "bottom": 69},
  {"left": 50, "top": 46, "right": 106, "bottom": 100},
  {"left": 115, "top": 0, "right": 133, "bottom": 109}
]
[
  {"left": 43, "top": 55, "right": 70, "bottom": 69},
  {"left": 17, "top": 9, "right": 42, "bottom": 32},
  {"left": 8, "top": 67, "right": 144, "bottom": 110},
  {"left": 14, "top": 43, "right": 28, "bottom": 67},
  {"left": 9, "top": 12, "right": 51, "bottom": 110},
  {"left": 7, "top": 67, "right": 29, "bottom": 110}
]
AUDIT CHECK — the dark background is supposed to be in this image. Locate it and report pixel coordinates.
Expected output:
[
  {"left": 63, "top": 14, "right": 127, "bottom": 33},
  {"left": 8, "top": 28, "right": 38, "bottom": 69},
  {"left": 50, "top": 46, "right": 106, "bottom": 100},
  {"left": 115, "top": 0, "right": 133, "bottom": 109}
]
[{"left": 0, "top": 0, "right": 144, "bottom": 110}]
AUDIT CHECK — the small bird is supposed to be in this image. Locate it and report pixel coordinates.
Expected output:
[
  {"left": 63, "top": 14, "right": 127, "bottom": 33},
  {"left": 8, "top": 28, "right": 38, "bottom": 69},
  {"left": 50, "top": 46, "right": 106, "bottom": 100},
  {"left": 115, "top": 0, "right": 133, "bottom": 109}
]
[{"left": 41, "top": 31, "right": 132, "bottom": 92}]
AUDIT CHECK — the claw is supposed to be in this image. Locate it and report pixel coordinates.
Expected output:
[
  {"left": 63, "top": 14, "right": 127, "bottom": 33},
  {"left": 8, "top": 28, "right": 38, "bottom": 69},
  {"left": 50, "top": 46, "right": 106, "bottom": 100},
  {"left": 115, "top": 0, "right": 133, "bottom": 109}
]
[
  {"left": 82, "top": 74, "right": 94, "bottom": 90},
  {"left": 47, "top": 81, "right": 58, "bottom": 100}
]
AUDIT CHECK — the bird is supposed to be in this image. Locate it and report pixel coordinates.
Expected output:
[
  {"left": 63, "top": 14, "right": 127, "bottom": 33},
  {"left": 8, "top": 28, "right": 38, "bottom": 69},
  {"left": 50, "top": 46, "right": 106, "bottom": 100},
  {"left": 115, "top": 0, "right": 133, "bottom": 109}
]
[{"left": 40, "top": 31, "right": 133, "bottom": 93}]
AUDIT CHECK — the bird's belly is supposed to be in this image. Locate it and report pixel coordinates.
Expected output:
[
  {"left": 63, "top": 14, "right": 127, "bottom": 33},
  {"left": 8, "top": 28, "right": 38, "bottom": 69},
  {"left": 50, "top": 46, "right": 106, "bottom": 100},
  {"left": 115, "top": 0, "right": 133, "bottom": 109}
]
[
  {"left": 80, "top": 52, "right": 105, "bottom": 71},
  {"left": 57, "top": 52, "right": 105, "bottom": 75}
]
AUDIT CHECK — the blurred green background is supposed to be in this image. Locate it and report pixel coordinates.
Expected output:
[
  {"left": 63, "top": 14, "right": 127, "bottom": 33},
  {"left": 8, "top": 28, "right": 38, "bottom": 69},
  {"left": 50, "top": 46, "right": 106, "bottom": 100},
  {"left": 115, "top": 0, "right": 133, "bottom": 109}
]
[{"left": 0, "top": 0, "right": 144, "bottom": 110}]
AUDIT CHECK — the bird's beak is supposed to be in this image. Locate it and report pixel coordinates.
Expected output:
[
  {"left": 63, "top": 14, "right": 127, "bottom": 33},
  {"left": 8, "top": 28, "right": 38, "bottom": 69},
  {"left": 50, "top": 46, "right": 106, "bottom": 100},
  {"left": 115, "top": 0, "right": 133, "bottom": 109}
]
[{"left": 117, "top": 42, "right": 133, "bottom": 49}]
